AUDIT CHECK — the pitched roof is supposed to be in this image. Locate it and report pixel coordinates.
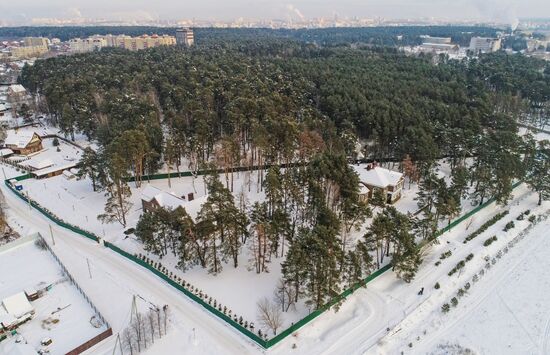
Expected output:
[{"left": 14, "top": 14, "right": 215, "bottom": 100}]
[
  {"left": 4, "top": 130, "right": 39, "bottom": 149},
  {"left": 140, "top": 184, "right": 208, "bottom": 220},
  {"left": 355, "top": 166, "right": 403, "bottom": 189},
  {"left": 141, "top": 185, "right": 185, "bottom": 210},
  {"left": 8, "top": 84, "right": 26, "bottom": 93},
  {"left": 2, "top": 292, "right": 33, "bottom": 318}
]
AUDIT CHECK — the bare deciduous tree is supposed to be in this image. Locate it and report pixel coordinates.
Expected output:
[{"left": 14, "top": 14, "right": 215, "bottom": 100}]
[{"left": 257, "top": 297, "right": 284, "bottom": 335}]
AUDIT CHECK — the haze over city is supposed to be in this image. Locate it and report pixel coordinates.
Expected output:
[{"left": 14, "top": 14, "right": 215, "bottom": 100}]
[{"left": 1, "top": 0, "right": 549, "bottom": 26}]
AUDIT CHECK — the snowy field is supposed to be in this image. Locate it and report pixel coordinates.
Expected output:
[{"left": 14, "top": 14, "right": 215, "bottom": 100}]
[
  {"left": 0, "top": 238, "right": 109, "bottom": 355},
  {"left": 419, "top": 219, "right": 550, "bottom": 354}
]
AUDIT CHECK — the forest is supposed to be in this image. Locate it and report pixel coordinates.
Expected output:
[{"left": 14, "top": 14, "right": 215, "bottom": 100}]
[
  {"left": 18, "top": 37, "right": 550, "bottom": 312},
  {"left": 0, "top": 25, "right": 500, "bottom": 46}
]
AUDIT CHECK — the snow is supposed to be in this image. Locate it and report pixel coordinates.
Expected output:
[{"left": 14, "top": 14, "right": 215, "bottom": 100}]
[
  {"left": 0, "top": 185, "right": 256, "bottom": 355},
  {"left": 4, "top": 130, "right": 37, "bottom": 149},
  {"left": 2, "top": 292, "right": 33, "bottom": 319},
  {"left": 2, "top": 150, "right": 548, "bottom": 354},
  {"left": 8, "top": 84, "right": 26, "bottom": 94},
  {"left": 415, "top": 215, "right": 550, "bottom": 354},
  {"left": 0, "top": 239, "right": 110, "bottom": 355},
  {"left": 352, "top": 165, "right": 403, "bottom": 188},
  {"left": 0, "top": 148, "right": 13, "bottom": 157},
  {"left": 141, "top": 184, "right": 187, "bottom": 210},
  {"left": 26, "top": 157, "right": 54, "bottom": 170}
]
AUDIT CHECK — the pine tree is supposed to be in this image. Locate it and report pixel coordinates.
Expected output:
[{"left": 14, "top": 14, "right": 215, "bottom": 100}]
[{"left": 525, "top": 140, "right": 550, "bottom": 205}]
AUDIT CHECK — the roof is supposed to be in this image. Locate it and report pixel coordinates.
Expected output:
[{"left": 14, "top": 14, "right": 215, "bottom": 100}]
[
  {"left": 0, "top": 148, "right": 13, "bottom": 157},
  {"left": 359, "top": 183, "right": 370, "bottom": 194},
  {"left": 355, "top": 166, "right": 403, "bottom": 189},
  {"left": 2, "top": 292, "right": 33, "bottom": 318},
  {"left": 141, "top": 184, "right": 208, "bottom": 220},
  {"left": 26, "top": 157, "right": 54, "bottom": 170},
  {"left": 0, "top": 307, "right": 17, "bottom": 327},
  {"left": 141, "top": 185, "right": 186, "bottom": 210},
  {"left": 8, "top": 84, "right": 26, "bottom": 93},
  {"left": 32, "top": 162, "right": 78, "bottom": 177},
  {"left": 4, "top": 130, "right": 39, "bottom": 149}
]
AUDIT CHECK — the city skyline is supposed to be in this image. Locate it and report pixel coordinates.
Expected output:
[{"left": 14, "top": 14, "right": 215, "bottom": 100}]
[{"left": 1, "top": 0, "right": 549, "bottom": 27}]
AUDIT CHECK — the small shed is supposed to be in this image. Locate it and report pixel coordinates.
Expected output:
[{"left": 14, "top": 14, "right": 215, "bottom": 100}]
[
  {"left": 0, "top": 148, "right": 14, "bottom": 158},
  {"left": 2, "top": 292, "right": 34, "bottom": 319}
]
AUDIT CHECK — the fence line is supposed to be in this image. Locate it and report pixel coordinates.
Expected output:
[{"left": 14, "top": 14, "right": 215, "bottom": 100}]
[
  {"left": 3, "top": 173, "right": 524, "bottom": 349},
  {"left": 35, "top": 232, "right": 110, "bottom": 328}
]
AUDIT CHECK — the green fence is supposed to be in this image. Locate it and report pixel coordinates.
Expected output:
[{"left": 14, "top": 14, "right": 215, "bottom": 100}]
[
  {"left": 3, "top": 174, "right": 524, "bottom": 349},
  {"left": 128, "top": 162, "right": 301, "bottom": 182}
]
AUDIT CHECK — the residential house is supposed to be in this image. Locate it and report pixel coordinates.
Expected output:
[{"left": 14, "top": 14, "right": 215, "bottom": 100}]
[
  {"left": 140, "top": 185, "right": 208, "bottom": 220},
  {"left": 7, "top": 84, "right": 27, "bottom": 107},
  {"left": 4, "top": 131, "right": 43, "bottom": 155},
  {"left": 355, "top": 165, "right": 404, "bottom": 204}
]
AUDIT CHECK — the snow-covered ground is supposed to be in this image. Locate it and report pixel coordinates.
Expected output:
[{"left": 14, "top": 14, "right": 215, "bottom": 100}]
[
  {"left": 15, "top": 164, "right": 427, "bottom": 330},
  {"left": 2, "top": 151, "right": 548, "bottom": 354},
  {"left": 410, "top": 214, "right": 550, "bottom": 355},
  {"left": 0, "top": 238, "right": 109, "bottom": 355}
]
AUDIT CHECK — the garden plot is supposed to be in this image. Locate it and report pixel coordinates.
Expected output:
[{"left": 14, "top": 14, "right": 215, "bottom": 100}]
[{"left": 0, "top": 239, "right": 109, "bottom": 355}]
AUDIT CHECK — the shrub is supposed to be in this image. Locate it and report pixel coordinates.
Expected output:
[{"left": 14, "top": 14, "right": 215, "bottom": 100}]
[
  {"left": 451, "top": 297, "right": 458, "bottom": 307},
  {"left": 464, "top": 211, "right": 509, "bottom": 243},
  {"left": 441, "top": 303, "right": 450, "bottom": 313},
  {"left": 503, "top": 221, "right": 515, "bottom": 232},
  {"left": 449, "top": 254, "right": 474, "bottom": 276},
  {"left": 464, "top": 282, "right": 471, "bottom": 290},
  {"left": 440, "top": 250, "right": 452, "bottom": 260},
  {"left": 435, "top": 261, "right": 441, "bottom": 266},
  {"left": 483, "top": 236, "right": 498, "bottom": 247},
  {"left": 52, "top": 137, "right": 59, "bottom": 146},
  {"left": 457, "top": 288, "right": 465, "bottom": 298},
  {"left": 434, "top": 282, "right": 440, "bottom": 289},
  {"left": 528, "top": 215, "right": 536, "bottom": 223}
]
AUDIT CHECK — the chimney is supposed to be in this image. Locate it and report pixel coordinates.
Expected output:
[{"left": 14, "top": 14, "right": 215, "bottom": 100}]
[{"left": 187, "top": 192, "right": 194, "bottom": 201}]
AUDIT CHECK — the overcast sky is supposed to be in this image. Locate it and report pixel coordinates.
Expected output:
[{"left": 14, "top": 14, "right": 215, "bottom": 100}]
[{"left": 0, "top": 0, "right": 548, "bottom": 24}]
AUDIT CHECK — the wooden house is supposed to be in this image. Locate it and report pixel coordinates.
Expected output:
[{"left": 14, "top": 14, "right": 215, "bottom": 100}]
[{"left": 4, "top": 130, "right": 43, "bottom": 155}]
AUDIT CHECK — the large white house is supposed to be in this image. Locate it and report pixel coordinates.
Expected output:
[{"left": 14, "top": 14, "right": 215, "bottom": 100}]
[{"left": 354, "top": 165, "right": 404, "bottom": 204}]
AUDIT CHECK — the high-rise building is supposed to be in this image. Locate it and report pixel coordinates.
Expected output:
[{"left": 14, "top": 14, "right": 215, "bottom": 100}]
[
  {"left": 469, "top": 37, "right": 502, "bottom": 53},
  {"left": 68, "top": 34, "right": 176, "bottom": 53},
  {"left": 23, "top": 37, "right": 49, "bottom": 47},
  {"left": 176, "top": 28, "right": 194, "bottom": 47}
]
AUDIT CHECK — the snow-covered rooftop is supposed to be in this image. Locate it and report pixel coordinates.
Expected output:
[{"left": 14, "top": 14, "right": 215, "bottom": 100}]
[
  {"left": 141, "top": 184, "right": 208, "bottom": 219},
  {"left": 26, "top": 157, "right": 54, "bottom": 170},
  {"left": 141, "top": 185, "right": 186, "bottom": 210},
  {"left": 2, "top": 292, "right": 33, "bottom": 318},
  {"left": 0, "top": 148, "right": 13, "bottom": 157},
  {"left": 8, "top": 84, "right": 26, "bottom": 93},
  {"left": 4, "top": 130, "right": 39, "bottom": 149},
  {"left": 355, "top": 166, "right": 403, "bottom": 189},
  {"left": 32, "top": 162, "right": 78, "bottom": 178}
]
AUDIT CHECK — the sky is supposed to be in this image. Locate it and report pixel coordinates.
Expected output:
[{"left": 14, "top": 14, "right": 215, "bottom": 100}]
[{"left": 0, "top": 0, "right": 549, "bottom": 25}]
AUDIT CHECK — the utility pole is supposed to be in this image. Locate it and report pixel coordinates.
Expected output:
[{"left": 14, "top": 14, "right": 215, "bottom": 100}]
[
  {"left": 86, "top": 258, "right": 92, "bottom": 279},
  {"left": 49, "top": 224, "right": 55, "bottom": 245},
  {"left": 26, "top": 191, "right": 31, "bottom": 210}
]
